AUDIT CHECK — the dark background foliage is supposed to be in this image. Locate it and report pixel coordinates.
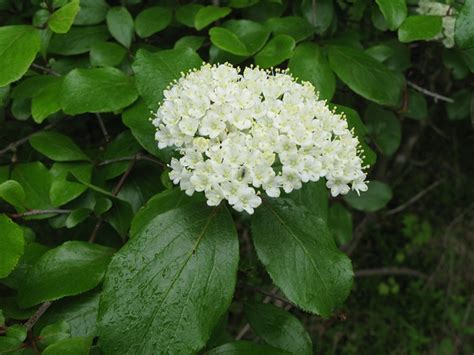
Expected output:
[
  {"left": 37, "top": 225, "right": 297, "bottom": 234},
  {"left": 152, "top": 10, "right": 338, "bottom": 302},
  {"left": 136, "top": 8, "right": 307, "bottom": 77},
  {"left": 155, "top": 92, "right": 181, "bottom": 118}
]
[{"left": 0, "top": 0, "right": 473, "bottom": 353}]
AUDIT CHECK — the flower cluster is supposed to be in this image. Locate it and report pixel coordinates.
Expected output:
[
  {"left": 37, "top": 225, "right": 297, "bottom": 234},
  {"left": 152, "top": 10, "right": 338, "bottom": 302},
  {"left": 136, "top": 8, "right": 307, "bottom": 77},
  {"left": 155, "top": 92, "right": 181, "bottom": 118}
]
[
  {"left": 152, "top": 63, "right": 368, "bottom": 214},
  {"left": 417, "top": 0, "right": 457, "bottom": 48}
]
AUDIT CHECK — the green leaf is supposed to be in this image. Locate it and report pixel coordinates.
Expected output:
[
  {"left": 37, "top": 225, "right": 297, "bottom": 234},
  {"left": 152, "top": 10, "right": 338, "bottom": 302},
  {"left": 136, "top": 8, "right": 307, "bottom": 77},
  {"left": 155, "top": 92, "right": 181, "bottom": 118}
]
[
  {"left": 344, "top": 180, "right": 392, "bottom": 212},
  {"left": 206, "top": 341, "right": 290, "bottom": 354},
  {"left": 50, "top": 179, "right": 87, "bottom": 207},
  {"left": 12, "top": 162, "right": 53, "bottom": 210},
  {"left": 30, "top": 132, "right": 89, "bottom": 162},
  {"left": 132, "top": 48, "right": 203, "bottom": 110},
  {"left": 251, "top": 199, "right": 353, "bottom": 317},
  {"left": 255, "top": 34, "right": 295, "bottom": 69},
  {"left": 405, "top": 89, "right": 428, "bottom": 120},
  {"left": 328, "top": 45, "right": 405, "bottom": 106},
  {"left": 49, "top": 25, "right": 109, "bottom": 55},
  {"left": 455, "top": 0, "right": 474, "bottom": 49},
  {"left": 74, "top": 0, "right": 109, "bottom": 26},
  {"left": 329, "top": 203, "right": 353, "bottom": 246},
  {"left": 1, "top": 242, "right": 49, "bottom": 290},
  {"left": 129, "top": 189, "right": 204, "bottom": 238},
  {"left": 223, "top": 20, "right": 270, "bottom": 55},
  {"left": 289, "top": 42, "right": 336, "bottom": 100},
  {"left": 6, "top": 324, "right": 27, "bottom": 342},
  {"left": 265, "top": 16, "right": 314, "bottom": 42},
  {"left": 97, "top": 204, "right": 239, "bottom": 353},
  {"left": 229, "top": 0, "right": 260, "bottom": 8},
  {"left": 90, "top": 41, "right": 127, "bottom": 67},
  {"left": 300, "top": 0, "right": 334, "bottom": 35},
  {"left": 364, "top": 104, "right": 401, "bottom": 156},
  {"left": 287, "top": 180, "right": 328, "bottom": 223},
  {"left": 245, "top": 303, "right": 312, "bottom": 355},
  {"left": 375, "top": 0, "right": 407, "bottom": 31},
  {"left": 65, "top": 208, "right": 91, "bottom": 229},
  {"left": 209, "top": 27, "right": 249, "bottom": 56},
  {"left": 135, "top": 6, "right": 172, "bottom": 38},
  {"left": 0, "top": 180, "right": 26, "bottom": 210},
  {"left": 42, "top": 336, "right": 92, "bottom": 355},
  {"left": 446, "top": 90, "right": 472, "bottom": 120},
  {"left": 61, "top": 67, "right": 138, "bottom": 114},
  {"left": 35, "top": 291, "right": 100, "bottom": 338},
  {"left": 31, "top": 78, "right": 63, "bottom": 123},
  {"left": 176, "top": 4, "right": 203, "bottom": 28},
  {"left": 0, "top": 26, "right": 41, "bottom": 86},
  {"left": 174, "top": 36, "right": 206, "bottom": 51},
  {"left": 99, "top": 131, "right": 141, "bottom": 180},
  {"left": 195, "top": 6, "right": 231, "bottom": 31},
  {"left": 398, "top": 16, "right": 442, "bottom": 43},
  {"left": 18, "top": 241, "right": 114, "bottom": 308},
  {"left": 106, "top": 7, "right": 134, "bottom": 48},
  {"left": 122, "top": 99, "right": 169, "bottom": 160},
  {"left": 0, "top": 214, "right": 24, "bottom": 278},
  {"left": 39, "top": 320, "right": 71, "bottom": 347},
  {"left": 48, "top": 0, "right": 80, "bottom": 34}
]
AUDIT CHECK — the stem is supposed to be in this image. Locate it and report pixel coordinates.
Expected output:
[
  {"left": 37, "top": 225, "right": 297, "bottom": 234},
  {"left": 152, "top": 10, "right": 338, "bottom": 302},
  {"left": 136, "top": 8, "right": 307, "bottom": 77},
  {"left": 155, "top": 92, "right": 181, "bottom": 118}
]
[
  {"left": 0, "top": 121, "right": 58, "bottom": 156},
  {"left": 31, "top": 63, "right": 61, "bottom": 77},
  {"left": 354, "top": 267, "right": 427, "bottom": 279},
  {"left": 24, "top": 302, "right": 52, "bottom": 331},
  {"left": 407, "top": 81, "right": 454, "bottom": 103},
  {"left": 9, "top": 209, "right": 71, "bottom": 219},
  {"left": 97, "top": 153, "right": 166, "bottom": 168},
  {"left": 95, "top": 113, "right": 110, "bottom": 143}
]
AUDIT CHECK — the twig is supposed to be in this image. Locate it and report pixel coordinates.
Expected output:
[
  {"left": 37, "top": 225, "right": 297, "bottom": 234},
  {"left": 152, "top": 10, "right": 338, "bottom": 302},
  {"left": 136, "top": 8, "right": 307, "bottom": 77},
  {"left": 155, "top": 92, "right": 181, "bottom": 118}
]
[
  {"left": 24, "top": 302, "right": 52, "bottom": 331},
  {"left": 239, "top": 284, "right": 293, "bottom": 306},
  {"left": 354, "top": 267, "right": 427, "bottom": 279},
  {"left": 31, "top": 63, "right": 60, "bottom": 77},
  {"left": 95, "top": 113, "right": 110, "bottom": 143},
  {"left": 341, "top": 214, "right": 375, "bottom": 256},
  {"left": 0, "top": 121, "right": 58, "bottom": 156},
  {"left": 385, "top": 179, "right": 444, "bottom": 216},
  {"left": 88, "top": 156, "right": 137, "bottom": 243},
  {"left": 97, "top": 153, "right": 166, "bottom": 168},
  {"left": 407, "top": 81, "right": 454, "bottom": 103},
  {"left": 9, "top": 209, "right": 71, "bottom": 219}
]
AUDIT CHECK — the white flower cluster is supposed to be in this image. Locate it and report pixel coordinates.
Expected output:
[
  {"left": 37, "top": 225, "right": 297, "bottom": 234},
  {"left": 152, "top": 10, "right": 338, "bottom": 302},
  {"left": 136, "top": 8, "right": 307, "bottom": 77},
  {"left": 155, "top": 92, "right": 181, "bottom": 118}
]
[
  {"left": 417, "top": 0, "right": 457, "bottom": 48},
  {"left": 152, "top": 63, "right": 368, "bottom": 214}
]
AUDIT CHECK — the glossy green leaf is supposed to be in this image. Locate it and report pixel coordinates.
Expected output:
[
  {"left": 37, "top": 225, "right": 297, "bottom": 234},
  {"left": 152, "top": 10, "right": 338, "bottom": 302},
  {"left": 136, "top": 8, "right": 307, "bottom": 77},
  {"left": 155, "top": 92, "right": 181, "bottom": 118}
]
[
  {"left": 31, "top": 78, "right": 63, "bottom": 123},
  {"left": 65, "top": 208, "right": 91, "bottom": 228},
  {"left": 12, "top": 162, "right": 53, "bottom": 210},
  {"left": 132, "top": 48, "right": 203, "bottom": 110},
  {"left": 90, "top": 41, "right": 127, "bottom": 67},
  {"left": 209, "top": 27, "right": 249, "bottom": 56},
  {"left": 106, "top": 7, "right": 134, "bottom": 48},
  {"left": 42, "top": 336, "right": 92, "bottom": 355},
  {"left": 446, "top": 90, "right": 472, "bottom": 120},
  {"left": 175, "top": 4, "right": 203, "bottom": 28},
  {"left": 61, "top": 67, "right": 138, "bottom": 114},
  {"left": 455, "top": 0, "right": 474, "bottom": 49},
  {"left": 375, "top": 0, "right": 407, "bottom": 31},
  {"left": 0, "top": 214, "right": 24, "bottom": 278},
  {"left": 18, "top": 241, "right": 114, "bottom": 308},
  {"left": 329, "top": 203, "right": 353, "bottom": 246},
  {"left": 49, "top": 0, "right": 80, "bottom": 34},
  {"left": 364, "top": 104, "right": 401, "bottom": 156},
  {"left": 50, "top": 179, "right": 87, "bottom": 207},
  {"left": 206, "top": 341, "right": 290, "bottom": 354},
  {"left": 36, "top": 291, "right": 100, "bottom": 338},
  {"left": 300, "top": 0, "right": 334, "bottom": 34},
  {"left": 30, "top": 132, "right": 89, "bottom": 162},
  {"left": 74, "top": 0, "right": 109, "bottom": 26},
  {"left": 97, "top": 204, "right": 239, "bottom": 353},
  {"left": 328, "top": 45, "right": 405, "bottom": 106},
  {"left": 405, "top": 89, "right": 428, "bottom": 120},
  {"left": 251, "top": 198, "right": 353, "bottom": 317},
  {"left": 287, "top": 180, "right": 328, "bottom": 223},
  {"left": 135, "top": 6, "right": 172, "bottom": 38},
  {"left": 129, "top": 189, "right": 204, "bottom": 238},
  {"left": 289, "top": 42, "right": 336, "bottom": 100},
  {"left": 398, "top": 16, "right": 442, "bottom": 43},
  {"left": 48, "top": 25, "right": 109, "bottom": 55},
  {"left": 223, "top": 20, "right": 270, "bottom": 55},
  {"left": 246, "top": 303, "right": 312, "bottom": 355},
  {"left": 0, "top": 180, "right": 26, "bottom": 210},
  {"left": 39, "top": 320, "right": 71, "bottom": 347},
  {"left": 174, "top": 36, "right": 206, "bottom": 51},
  {"left": 0, "top": 26, "right": 41, "bottom": 86},
  {"left": 344, "top": 180, "right": 392, "bottom": 212},
  {"left": 255, "top": 34, "right": 295, "bottom": 68},
  {"left": 194, "top": 6, "right": 231, "bottom": 31},
  {"left": 265, "top": 16, "right": 314, "bottom": 42}
]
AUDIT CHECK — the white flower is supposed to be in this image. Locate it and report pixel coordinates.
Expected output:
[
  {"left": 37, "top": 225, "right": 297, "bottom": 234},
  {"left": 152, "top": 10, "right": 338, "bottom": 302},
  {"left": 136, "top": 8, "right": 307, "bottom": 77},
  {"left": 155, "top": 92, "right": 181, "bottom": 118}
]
[{"left": 153, "top": 63, "right": 368, "bottom": 214}]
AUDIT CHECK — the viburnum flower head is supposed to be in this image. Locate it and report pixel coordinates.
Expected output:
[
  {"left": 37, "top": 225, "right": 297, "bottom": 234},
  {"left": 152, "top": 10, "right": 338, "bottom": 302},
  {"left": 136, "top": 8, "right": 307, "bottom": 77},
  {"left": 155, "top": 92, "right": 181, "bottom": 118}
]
[{"left": 152, "top": 63, "right": 368, "bottom": 214}]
